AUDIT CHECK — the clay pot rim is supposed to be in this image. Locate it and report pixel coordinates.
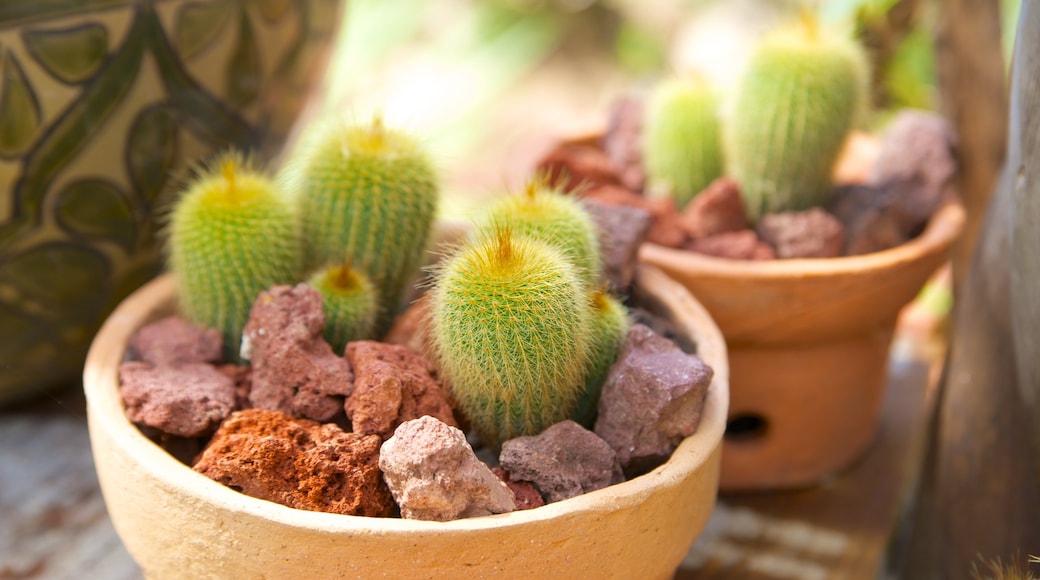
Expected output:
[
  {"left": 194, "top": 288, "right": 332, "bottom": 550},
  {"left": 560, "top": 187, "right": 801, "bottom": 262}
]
[
  {"left": 83, "top": 265, "right": 728, "bottom": 534},
  {"left": 640, "top": 200, "right": 965, "bottom": 280}
]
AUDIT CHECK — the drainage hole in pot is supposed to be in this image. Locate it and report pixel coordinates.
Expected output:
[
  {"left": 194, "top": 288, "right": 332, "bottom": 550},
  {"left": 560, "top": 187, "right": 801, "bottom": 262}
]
[{"left": 725, "top": 414, "right": 769, "bottom": 442}]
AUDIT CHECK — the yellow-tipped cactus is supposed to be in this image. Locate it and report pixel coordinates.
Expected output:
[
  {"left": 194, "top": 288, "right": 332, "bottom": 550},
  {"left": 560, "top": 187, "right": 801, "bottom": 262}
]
[
  {"left": 307, "top": 259, "right": 379, "bottom": 354},
  {"left": 572, "top": 289, "right": 631, "bottom": 428}
]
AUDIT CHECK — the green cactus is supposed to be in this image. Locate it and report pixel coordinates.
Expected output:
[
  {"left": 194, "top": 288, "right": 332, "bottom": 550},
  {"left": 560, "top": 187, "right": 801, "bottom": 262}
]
[
  {"left": 726, "top": 15, "right": 868, "bottom": 221},
  {"left": 572, "top": 289, "right": 630, "bottom": 429},
  {"left": 168, "top": 153, "right": 301, "bottom": 361},
  {"left": 307, "top": 259, "right": 379, "bottom": 354},
  {"left": 643, "top": 76, "right": 723, "bottom": 207},
  {"left": 475, "top": 180, "right": 601, "bottom": 287},
  {"left": 284, "top": 116, "right": 438, "bottom": 334},
  {"left": 430, "top": 226, "right": 593, "bottom": 447}
]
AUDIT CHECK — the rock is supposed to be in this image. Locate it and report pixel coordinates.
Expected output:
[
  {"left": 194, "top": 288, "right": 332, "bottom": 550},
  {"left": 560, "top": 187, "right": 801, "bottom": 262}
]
[
  {"left": 827, "top": 185, "right": 908, "bottom": 255},
  {"left": 379, "top": 416, "right": 515, "bottom": 521},
  {"left": 243, "top": 284, "right": 353, "bottom": 422},
  {"left": 685, "top": 230, "right": 776, "bottom": 260},
  {"left": 119, "top": 361, "right": 237, "bottom": 438},
  {"left": 499, "top": 420, "right": 623, "bottom": 503},
  {"left": 492, "top": 467, "right": 545, "bottom": 510},
  {"left": 129, "top": 315, "right": 223, "bottom": 365},
  {"left": 679, "top": 177, "right": 748, "bottom": 239},
  {"left": 602, "top": 95, "right": 646, "bottom": 192},
  {"left": 756, "top": 208, "right": 845, "bottom": 259},
  {"left": 870, "top": 110, "right": 957, "bottom": 235},
  {"left": 535, "top": 140, "right": 621, "bottom": 193},
  {"left": 581, "top": 185, "right": 688, "bottom": 249},
  {"left": 594, "top": 324, "right": 714, "bottom": 476},
  {"left": 382, "top": 296, "right": 432, "bottom": 357},
  {"left": 582, "top": 199, "right": 653, "bottom": 293},
  {"left": 194, "top": 409, "right": 394, "bottom": 517},
  {"left": 344, "top": 340, "right": 458, "bottom": 440},
  {"left": 216, "top": 364, "right": 253, "bottom": 410}
]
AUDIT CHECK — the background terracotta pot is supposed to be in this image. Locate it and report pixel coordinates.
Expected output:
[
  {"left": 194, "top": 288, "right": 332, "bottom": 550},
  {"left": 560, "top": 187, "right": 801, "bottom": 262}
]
[
  {"left": 0, "top": 0, "right": 342, "bottom": 405},
  {"left": 640, "top": 202, "right": 964, "bottom": 491},
  {"left": 83, "top": 264, "right": 729, "bottom": 580}
]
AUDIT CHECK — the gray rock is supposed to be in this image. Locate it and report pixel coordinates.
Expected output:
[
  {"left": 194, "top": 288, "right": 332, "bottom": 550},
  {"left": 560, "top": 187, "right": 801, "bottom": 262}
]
[
  {"left": 756, "top": 208, "right": 845, "bottom": 259},
  {"left": 583, "top": 199, "right": 653, "bottom": 293}
]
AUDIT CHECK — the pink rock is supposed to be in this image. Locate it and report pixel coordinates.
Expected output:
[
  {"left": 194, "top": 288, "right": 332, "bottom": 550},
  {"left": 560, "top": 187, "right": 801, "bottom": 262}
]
[
  {"left": 119, "top": 361, "right": 236, "bottom": 438},
  {"left": 680, "top": 177, "right": 748, "bottom": 239},
  {"left": 594, "top": 324, "right": 714, "bottom": 476},
  {"left": 602, "top": 95, "right": 646, "bottom": 192},
  {"left": 535, "top": 141, "right": 622, "bottom": 193},
  {"left": 756, "top": 208, "right": 845, "bottom": 259},
  {"left": 379, "top": 416, "right": 515, "bottom": 521},
  {"left": 243, "top": 284, "right": 353, "bottom": 422},
  {"left": 685, "top": 230, "right": 776, "bottom": 260},
  {"left": 194, "top": 409, "right": 394, "bottom": 517},
  {"left": 499, "top": 420, "right": 623, "bottom": 503},
  {"left": 582, "top": 199, "right": 653, "bottom": 293},
  {"left": 216, "top": 364, "right": 253, "bottom": 410},
  {"left": 344, "top": 340, "right": 458, "bottom": 440},
  {"left": 492, "top": 467, "right": 545, "bottom": 510},
  {"left": 129, "top": 315, "right": 223, "bottom": 365}
]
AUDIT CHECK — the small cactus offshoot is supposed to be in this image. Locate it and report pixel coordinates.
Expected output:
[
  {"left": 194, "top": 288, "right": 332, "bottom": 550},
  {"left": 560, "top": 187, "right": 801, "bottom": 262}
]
[
  {"left": 307, "top": 259, "right": 379, "bottom": 354},
  {"left": 572, "top": 289, "right": 630, "bottom": 429}
]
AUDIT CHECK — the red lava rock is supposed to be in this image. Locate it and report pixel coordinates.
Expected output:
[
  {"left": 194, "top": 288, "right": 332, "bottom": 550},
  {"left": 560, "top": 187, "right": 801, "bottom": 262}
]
[
  {"left": 193, "top": 409, "right": 394, "bottom": 517},
  {"left": 382, "top": 296, "right": 432, "bottom": 357},
  {"left": 602, "top": 95, "right": 646, "bottom": 192},
  {"left": 499, "top": 420, "right": 623, "bottom": 504},
  {"left": 379, "top": 416, "right": 515, "bottom": 521},
  {"left": 216, "top": 364, "right": 253, "bottom": 410},
  {"left": 119, "top": 361, "right": 236, "bottom": 438},
  {"left": 344, "top": 340, "right": 458, "bottom": 440},
  {"left": 679, "top": 177, "right": 749, "bottom": 239},
  {"left": 535, "top": 140, "right": 622, "bottom": 193},
  {"left": 129, "top": 315, "right": 223, "bottom": 365},
  {"left": 756, "top": 208, "right": 846, "bottom": 259},
  {"left": 491, "top": 467, "right": 545, "bottom": 510},
  {"left": 243, "top": 284, "right": 353, "bottom": 422},
  {"left": 580, "top": 185, "right": 687, "bottom": 248},
  {"left": 685, "top": 230, "right": 776, "bottom": 260},
  {"left": 582, "top": 199, "right": 653, "bottom": 293},
  {"left": 594, "top": 324, "right": 714, "bottom": 476}
]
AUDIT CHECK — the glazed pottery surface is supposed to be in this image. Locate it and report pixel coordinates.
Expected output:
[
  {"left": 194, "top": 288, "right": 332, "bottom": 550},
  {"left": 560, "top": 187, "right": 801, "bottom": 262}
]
[
  {"left": 0, "top": 0, "right": 341, "bottom": 405},
  {"left": 641, "top": 201, "right": 965, "bottom": 491},
  {"left": 83, "top": 264, "right": 729, "bottom": 580}
]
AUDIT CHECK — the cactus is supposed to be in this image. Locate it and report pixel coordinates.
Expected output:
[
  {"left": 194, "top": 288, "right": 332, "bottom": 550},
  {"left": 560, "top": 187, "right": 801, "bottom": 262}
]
[
  {"left": 430, "top": 226, "right": 593, "bottom": 447},
  {"left": 726, "top": 15, "right": 868, "bottom": 221},
  {"left": 307, "top": 259, "right": 379, "bottom": 354},
  {"left": 572, "top": 289, "right": 631, "bottom": 429},
  {"left": 643, "top": 76, "right": 723, "bottom": 207},
  {"left": 168, "top": 153, "right": 301, "bottom": 361},
  {"left": 475, "top": 180, "right": 601, "bottom": 287},
  {"left": 284, "top": 116, "right": 438, "bottom": 334}
]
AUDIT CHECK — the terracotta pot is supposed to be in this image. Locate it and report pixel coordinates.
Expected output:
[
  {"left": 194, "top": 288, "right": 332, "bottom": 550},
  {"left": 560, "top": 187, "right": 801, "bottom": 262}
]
[
  {"left": 640, "top": 201, "right": 965, "bottom": 491},
  {"left": 0, "top": 0, "right": 342, "bottom": 405},
  {"left": 83, "top": 265, "right": 729, "bottom": 579}
]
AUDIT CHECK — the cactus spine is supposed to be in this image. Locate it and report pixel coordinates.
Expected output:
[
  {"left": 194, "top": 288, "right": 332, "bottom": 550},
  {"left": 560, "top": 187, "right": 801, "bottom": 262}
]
[
  {"left": 726, "top": 15, "right": 868, "bottom": 221},
  {"left": 286, "top": 116, "right": 438, "bottom": 334},
  {"left": 168, "top": 153, "right": 300, "bottom": 361},
  {"left": 643, "top": 76, "right": 723, "bottom": 207},
  {"left": 572, "top": 289, "right": 630, "bottom": 428},
  {"left": 475, "top": 181, "right": 602, "bottom": 287},
  {"left": 307, "top": 259, "right": 379, "bottom": 354},
  {"left": 430, "top": 227, "right": 593, "bottom": 447}
]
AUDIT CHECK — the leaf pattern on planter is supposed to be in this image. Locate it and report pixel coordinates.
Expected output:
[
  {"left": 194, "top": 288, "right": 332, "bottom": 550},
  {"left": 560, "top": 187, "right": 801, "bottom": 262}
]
[
  {"left": 176, "top": 0, "right": 235, "bottom": 60},
  {"left": 0, "top": 50, "right": 41, "bottom": 157},
  {"left": 254, "top": 0, "right": 292, "bottom": 23},
  {"left": 23, "top": 23, "right": 109, "bottom": 85},
  {"left": 126, "top": 104, "right": 179, "bottom": 206},
  {"left": 0, "top": 242, "right": 110, "bottom": 318},
  {"left": 227, "top": 7, "right": 261, "bottom": 107},
  {"left": 54, "top": 179, "right": 138, "bottom": 252}
]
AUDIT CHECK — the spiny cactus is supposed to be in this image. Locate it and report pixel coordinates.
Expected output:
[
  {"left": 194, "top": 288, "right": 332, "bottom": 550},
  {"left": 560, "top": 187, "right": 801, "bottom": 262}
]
[
  {"left": 284, "top": 116, "right": 438, "bottom": 334},
  {"left": 168, "top": 153, "right": 301, "bottom": 361},
  {"left": 643, "top": 75, "right": 723, "bottom": 207},
  {"left": 572, "top": 289, "right": 630, "bottom": 429},
  {"left": 475, "top": 180, "right": 601, "bottom": 287},
  {"left": 307, "top": 259, "right": 379, "bottom": 354},
  {"left": 726, "top": 15, "right": 868, "bottom": 221},
  {"left": 430, "top": 226, "right": 593, "bottom": 447}
]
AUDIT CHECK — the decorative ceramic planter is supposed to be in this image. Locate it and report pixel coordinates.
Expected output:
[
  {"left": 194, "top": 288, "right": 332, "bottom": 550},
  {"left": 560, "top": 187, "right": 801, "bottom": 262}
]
[
  {"left": 640, "top": 201, "right": 964, "bottom": 491},
  {"left": 0, "top": 0, "right": 342, "bottom": 405},
  {"left": 83, "top": 264, "right": 729, "bottom": 579}
]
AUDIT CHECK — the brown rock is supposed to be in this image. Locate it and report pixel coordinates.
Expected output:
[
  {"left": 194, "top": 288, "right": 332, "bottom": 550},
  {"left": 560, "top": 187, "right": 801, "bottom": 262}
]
[
  {"left": 594, "top": 324, "right": 714, "bottom": 476},
  {"left": 344, "top": 340, "right": 458, "bottom": 440},
  {"left": 492, "top": 467, "right": 545, "bottom": 510},
  {"left": 582, "top": 199, "right": 653, "bottom": 293},
  {"left": 379, "top": 416, "right": 515, "bottom": 521},
  {"left": 602, "top": 95, "right": 646, "bottom": 192},
  {"left": 119, "top": 361, "right": 236, "bottom": 438},
  {"left": 500, "top": 420, "right": 624, "bottom": 503},
  {"left": 580, "top": 185, "right": 688, "bottom": 249},
  {"left": 243, "top": 284, "right": 353, "bottom": 422},
  {"left": 756, "top": 208, "right": 845, "bottom": 259},
  {"left": 194, "top": 409, "right": 394, "bottom": 517},
  {"left": 216, "top": 364, "right": 253, "bottom": 410},
  {"left": 686, "top": 230, "right": 776, "bottom": 260},
  {"left": 535, "top": 141, "right": 621, "bottom": 193},
  {"left": 382, "top": 296, "right": 432, "bottom": 357},
  {"left": 129, "top": 315, "right": 223, "bottom": 365},
  {"left": 827, "top": 185, "right": 909, "bottom": 255},
  {"left": 679, "top": 177, "right": 748, "bottom": 239}
]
